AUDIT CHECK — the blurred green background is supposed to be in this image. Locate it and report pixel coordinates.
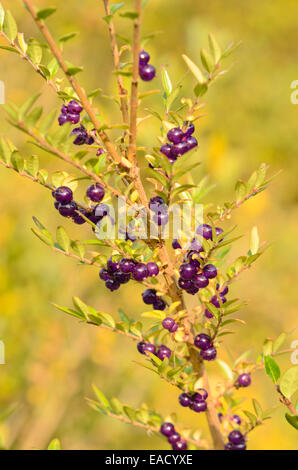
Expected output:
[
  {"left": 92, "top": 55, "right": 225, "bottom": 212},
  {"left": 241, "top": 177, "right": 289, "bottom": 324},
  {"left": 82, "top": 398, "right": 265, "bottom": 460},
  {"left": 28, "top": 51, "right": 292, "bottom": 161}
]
[{"left": 0, "top": 0, "right": 297, "bottom": 450}]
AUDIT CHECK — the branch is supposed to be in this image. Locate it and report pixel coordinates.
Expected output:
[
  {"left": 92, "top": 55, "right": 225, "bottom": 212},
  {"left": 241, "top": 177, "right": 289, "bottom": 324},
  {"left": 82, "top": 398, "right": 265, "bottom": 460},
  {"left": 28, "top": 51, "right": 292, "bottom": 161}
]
[
  {"left": 22, "top": 0, "right": 123, "bottom": 166},
  {"left": 276, "top": 385, "right": 298, "bottom": 416}
]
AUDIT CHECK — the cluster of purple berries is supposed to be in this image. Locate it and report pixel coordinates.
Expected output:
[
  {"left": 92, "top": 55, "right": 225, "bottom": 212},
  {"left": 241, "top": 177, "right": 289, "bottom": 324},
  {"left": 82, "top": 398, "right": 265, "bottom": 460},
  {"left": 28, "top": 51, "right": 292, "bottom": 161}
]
[
  {"left": 149, "top": 196, "right": 169, "bottom": 226},
  {"left": 225, "top": 430, "right": 246, "bottom": 451},
  {"left": 137, "top": 341, "right": 171, "bottom": 361},
  {"left": 160, "top": 122, "right": 198, "bottom": 165},
  {"left": 58, "top": 100, "right": 83, "bottom": 126},
  {"left": 194, "top": 333, "right": 217, "bottom": 361},
  {"left": 237, "top": 373, "right": 251, "bottom": 388},
  {"left": 160, "top": 422, "right": 187, "bottom": 450},
  {"left": 162, "top": 317, "right": 178, "bottom": 333},
  {"left": 205, "top": 284, "right": 229, "bottom": 319},
  {"left": 178, "top": 389, "right": 208, "bottom": 413},
  {"left": 142, "top": 288, "right": 166, "bottom": 310},
  {"left": 139, "top": 50, "right": 156, "bottom": 82},
  {"left": 70, "top": 125, "right": 95, "bottom": 146},
  {"left": 178, "top": 255, "right": 217, "bottom": 296},
  {"left": 100, "top": 259, "right": 160, "bottom": 292}
]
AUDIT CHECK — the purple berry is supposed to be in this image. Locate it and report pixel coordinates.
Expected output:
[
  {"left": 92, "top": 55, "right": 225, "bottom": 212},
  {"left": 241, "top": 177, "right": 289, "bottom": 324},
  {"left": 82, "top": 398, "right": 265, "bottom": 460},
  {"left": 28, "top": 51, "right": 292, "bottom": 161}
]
[
  {"left": 120, "top": 258, "right": 135, "bottom": 274},
  {"left": 183, "top": 121, "right": 195, "bottom": 137},
  {"left": 137, "top": 341, "right": 146, "bottom": 354},
  {"left": 157, "top": 345, "right": 171, "bottom": 360},
  {"left": 232, "top": 415, "right": 242, "bottom": 425},
  {"left": 153, "top": 297, "right": 166, "bottom": 311},
  {"left": 169, "top": 322, "right": 178, "bottom": 333},
  {"left": 167, "top": 127, "right": 184, "bottom": 145},
  {"left": 193, "top": 273, "right": 209, "bottom": 288},
  {"left": 133, "top": 263, "right": 149, "bottom": 281},
  {"left": 219, "top": 285, "right": 229, "bottom": 296},
  {"left": 58, "top": 113, "right": 68, "bottom": 126},
  {"left": 143, "top": 343, "right": 156, "bottom": 355},
  {"left": 228, "top": 430, "right": 244, "bottom": 445},
  {"left": 86, "top": 183, "right": 105, "bottom": 202},
  {"left": 204, "top": 308, "right": 214, "bottom": 319},
  {"left": 211, "top": 295, "right": 220, "bottom": 308},
  {"left": 179, "top": 263, "right": 197, "bottom": 280},
  {"left": 58, "top": 201, "right": 77, "bottom": 217},
  {"left": 178, "top": 278, "right": 193, "bottom": 290},
  {"left": 168, "top": 432, "right": 181, "bottom": 445},
  {"left": 73, "top": 208, "right": 87, "bottom": 224},
  {"left": 225, "top": 442, "right": 233, "bottom": 450},
  {"left": 179, "top": 393, "right": 193, "bottom": 407},
  {"left": 171, "top": 141, "right": 189, "bottom": 157},
  {"left": 200, "top": 346, "right": 217, "bottom": 361},
  {"left": 99, "top": 268, "right": 112, "bottom": 281},
  {"left": 184, "top": 135, "right": 198, "bottom": 150},
  {"left": 147, "top": 262, "right": 159, "bottom": 277},
  {"left": 162, "top": 317, "right": 176, "bottom": 331},
  {"left": 142, "top": 288, "right": 157, "bottom": 305},
  {"left": 203, "top": 264, "right": 217, "bottom": 279},
  {"left": 149, "top": 196, "right": 167, "bottom": 213},
  {"left": 94, "top": 203, "right": 110, "bottom": 218},
  {"left": 237, "top": 373, "right": 251, "bottom": 388},
  {"left": 114, "top": 271, "right": 131, "bottom": 284},
  {"left": 172, "top": 239, "right": 181, "bottom": 249},
  {"left": 107, "top": 257, "right": 120, "bottom": 273},
  {"left": 153, "top": 212, "right": 169, "bottom": 226},
  {"left": 190, "top": 239, "right": 204, "bottom": 253},
  {"left": 139, "top": 50, "right": 150, "bottom": 66},
  {"left": 54, "top": 200, "right": 60, "bottom": 210},
  {"left": 160, "top": 422, "right": 175, "bottom": 437},
  {"left": 194, "top": 333, "right": 212, "bottom": 351},
  {"left": 215, "top": 227, "right": 224, "bottom": 239},
  {"left": 218, "top": 412, "right": 223, "bottom": 422},
  {"left": 160, "top": 143, "right": 173, "bottom": 158},
  {"left": 232, "top": 442, "right": 247, "bottom": 450},
  {"left": 105, "top": 279, "right": 120, "bottom": 291},
  {"left": 196, "top": 223, "right": 213, "bottom": 240},
  {"left": 139, "top": 64, "right": 156, "bottom": 81},
  {"left": 61, "top": 105, "right": 68, "bottom": 115},
  {"left": 186, "top": 285, "right": 199, "bottom": 295},
  {"left": 55, "top": 186, "right": 73, "bottom": 204},
  {"left": 67, "top": 112, "right": 80, "bottom": 124},
  {"left": 68, "top": 100, "right": 83, "bottom": 114},
  {"left": 191, "top": 400, "right": 207, "bottom": 413},
  {"left": 194, "top": 388, "right": 208, "bottom": 400},
  {"left": 96, "top": 147, "right": 105, "bottom": 156},
  {"left": 172, "top": 440, "right": 187, "bottom": 450}
]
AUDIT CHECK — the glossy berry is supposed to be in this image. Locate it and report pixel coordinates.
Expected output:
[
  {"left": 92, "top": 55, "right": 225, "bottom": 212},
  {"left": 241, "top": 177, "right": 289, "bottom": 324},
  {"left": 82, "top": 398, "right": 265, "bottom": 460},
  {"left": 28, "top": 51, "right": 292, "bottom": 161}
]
[
  {"left": 232, "top": 442, "right": 246, "bottom": 450},
  {"left": 190, "top": 239, "right": 204, "bottom": 253},
  {"left": 68, "top": 100, "right": 83, "bottom": 114},
  {"left": 149, "top": 196, "right": 166, "bottom": 213},
  {"left": 232, "top": 415, "right": 242, "bottom": 425},
  {"left": 58, "top": 201, "right": 77, "bottom": 217},
  {"left": 172, "top": 239, "right": 181, "bottom": 250},
  {"left": 143, "top": 343, "right": 156, "bottom": 355},
  {"left": 186, "top": 285, "right": 199, "bottom": 295},
  {"left": 228, "top": 430, "right": 244, "bottom": 445},
  {"left": 178, "top": 278, "right": 193, "bottom": 290},
  {"left": 147, "top": 262, "right": 159, "bottom": 276},
  {"left": 200, "top": 346, "right": 217, "bottom": 361},
  {"left": 168, "top": 432, "right": 181, "bottom": 445},
  {"left": 169, "top": 322, "right": 178, "bottom": 332},
  {"left": 219, "top": 285, "right": 229, "bottom": 296},
  {"left": 73, "top": 208, "right": 87, "bottom": 224},
  {"left": 193, "top": 273, "right": 209, "bottom": 288},
  {"left": 184, "top": 135, "right": 198, "bottom": 150},
  {"left": 139, "top": 64, "right": 156, "bottom": 81},
  {"left": 160, "top": 143, "right": 173, "bottom": 158},
  {"left": 215, "top": 226, "right": 224, "bottom": 238},
  {"left": 225, "top": 442, "right": 233, "bottom": 450},
  {"left": 160, "top": 422, "right": 175, "bottom": 437},
  {"left": 58, "top": 113, "right": 68, "bottom": 126},
  {"left": 105, "top": 279, "right": 120, "bottom": 291},
  {"left": 139, "top": 50, "right": 150, "bottom": 66},
  {"left": 204, "top": 308, "right": 214, "bottom": 319},
  {"left": 157, "top": 345, "right": 171, "bottom": 360},
  {"left": 194, "top": 388, "right": 208, "bottom": 400},
  {"left": 133, "top": 263, "right": 149, "bottom": 281},
  {"left": 191, "top": 400, "right": 207, "bottom": 413},
  {"left": 196, "top": 223, "right": 213, "bottom": 240},
  {"left": 55, "top": 186, "right": 73, "bottom": 204},
  {"left": 203, "top": 264, "right": 217, "bottom": 279},
  {"left": 107, "top": 257, "right": 120, "bottom": 273},
  {"left": 153, "top": 212, "right": 169, "bottom": 226},
  {"left": 172, "top": 141, "right": 189, "bottom": 157},
  {"left": 61, "top": 105, "right": 68, "bottom": 115},
  {"left": 142, "top": 288, "right": 157, "bottom": 305},
  {"left": 86, "top": 183, "right": 105, "bottom": 202},
  {"left": 167, "top": 127, "right": 184, "bottom": 144},
  {"left": 183, "top": 121, "right": 195, "bottom": 137},
  {"left": 211, "top": 295, "right": 220, "bottom": 308},
  {"left": 94, "top": 203, "right": 110, "bottom": 218},
  {"left": 153, "top": 297, "right": 166, "bottom": 311},
  {"left": 99, "top": 268, "right": 111, "bottom": 281},
  {"left": 179, "top": 263, "right": 197, "bottom": 280},
  {"left": 67, "top": 112, "right": 80, "bottom": 124},
  {"left": 120, "top": 258, "right": 135, "bottom": 274},
  {"left": 162, "top": 317, "right": 175, "bottom": 331},
  {"left": 194, "top": 333, "right": 211, "bottom": 351},
  {"left": 237, "top": 373, "right": 251, "bottom": 387},
  {"left": 96, "top": 147, "right": 105, "bottom": 156},
  {"left": 114, "top": 271, "right": 131, "bottom": 284},
  {"left": 179, "top": 393, "right": 193, "bottom": 407},
  {"left": 137, "top": 341, "right": 146, "bottom": 354},
  {"left": 172, "top": 440, "right": 187, "bottom": 450}
]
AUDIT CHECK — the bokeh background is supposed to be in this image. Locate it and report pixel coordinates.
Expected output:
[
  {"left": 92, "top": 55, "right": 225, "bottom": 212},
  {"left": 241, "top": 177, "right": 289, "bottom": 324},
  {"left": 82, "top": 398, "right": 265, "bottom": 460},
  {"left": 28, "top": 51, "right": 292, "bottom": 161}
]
[{"left": 0, "top": 0, "right": 297, "bottom": 450}]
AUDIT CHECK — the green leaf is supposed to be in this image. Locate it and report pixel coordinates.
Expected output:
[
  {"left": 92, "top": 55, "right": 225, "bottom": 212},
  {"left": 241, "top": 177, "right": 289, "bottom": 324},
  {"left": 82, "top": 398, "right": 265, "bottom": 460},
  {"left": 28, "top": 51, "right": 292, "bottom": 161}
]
[
  {"left": 123, "top": 406, "right": 136, "bottom": 421},
  {"left": 39, "top": 109, "right": 57, "bottom": 135},
  {"left": 273, "top": 332, "right": 287, "bottom": 352},
  {"left": 280, "top": 366, "right": 298, "bottom": 399},
  {"left": 158, "top": 357, "right": 169, "bottom": 375},
  {"left": 243, "top": 410, "right": 257, "bottom": 426},
  {"left": 27, "top": 39, "right": 43, "bottom": 64},
  {"left": 285, "top": 413, "right": 298, "bottom": 430},
  {"left": 0, "top": 45, "right": 19, "bottom": 53},
  {"left": 92, "top": 385, "right": 110, "bottom": 409},
  {"left": 110, "top": 3, "right": 125, "bottom": 14},
  {"left": 72, "top": 297, "right": 90, "bottom": 320},
  {"left": 36, "top": 7, "right": 57, "bottom": 20},
  {"left": 98, "top": 311, "right": 116, "bottom": 329},
  {"left": 31, "top": 227, "right": 54, "bottom": 246},
  {"left": 56, "top": 226, "right": 70, "bottom": 252},
  {"left": 250, "top": 226, "right": 259, "bottom": 255},
  {"left": 0, "top": 3, "right": 4, "bottom": 29},
  {"left": 200, "top": 48, "right": 214, "bottom": 73},
  {"left": 161, "top": 68, "right": 172, "bottom": 97},
  {"left": 216, "top": 359, "right": 233, "bottom": 380},
  {"left": 182, "top": 54, "right": 205, "bottom": 84},
  {"left": 119, "top": 11, "right": 139, "bottom": 20},
  {"left": 47, "top": 438, "right": 61, "bottom": 450},
  {"left": 110, "top": 397, "right": 123, "bottom": 415},
  {"left": 52, "top": 303, "right": 84, "bottom": 320},
  {"left": 252, "top": 399, "right": 263, "bottom": 419},
  {"left": 19, "top": 93, "right": 41, "bottom": 118},
  {"left": 235, "top": 180, "right": 247, "bottom": 203},
  {"left": 208, "top": 33, "right": 221, "bottom": 63},
  {"left": 194, "top": 82, "right": 208, "bottom": 97},
  {"left": 264, "top": 356, "right": 280, "bottom": 384},
  {"left": 66, "top": 62, "right": 83, "bottom": 76},
  {"left": 10, "top": 151, "right": 24, "bottom": 172},
  {"left": 3, "top": 10, "right": 18, "bottom": 42},
  {"left": 25, "top": 155, "right": 39, "bottom": 177},
  {"left": 26, "top": 106, "right": 43, "bottom": 127}
]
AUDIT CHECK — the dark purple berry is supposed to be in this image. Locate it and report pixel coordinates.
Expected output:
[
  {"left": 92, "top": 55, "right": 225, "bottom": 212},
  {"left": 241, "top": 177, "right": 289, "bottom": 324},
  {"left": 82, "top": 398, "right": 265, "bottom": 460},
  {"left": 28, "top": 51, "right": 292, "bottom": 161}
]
[
  {"left": 133, "top": 263, "right": 149, "bottom": 281},
  {"left": 58, "top": 201, "right": 77, "bottom": 217},
  {"left": 169, "top": 322, "right": 178, "bottom": 332},
  {"left": 196, "top": 223, "right": 213, "bottom": 240},
  {"left": 68, "top": 100, "right": 83, "bottom": 114},
  {"left": 237, "top": 373, "right": 251, "bottom": 388},
  {"left": 143, "top": 343, "right": 156, "bottom": 355},
  {"left": 137, "top": 341, "right": 146, "bottom": 354},
  {"left": 160, "top": 143, "right": 173, "bottom": 158},
  {"left": 211, "top": 295, "right": 220, "bottom": 308},
  {"left": 179, "top": 393, "right": 193, "bottom": 407},
  {"left": 232, "top": 442, "right": 246, "bottom": 450},
  {"left": 200, "top": 346, "right": 217, "bottom": 361},
  {"left": 105, "top": 279, "right": 120, "bottom": 291},
  {"left": 86, "top": 183, "right": 105, "bottom": 202},
  {"left": 160, "top": 422, "right": 175, "bottom": 437},
  {"left": 147, "top": 262, "right": 159, "bottom": 277},
  {"left": 215, "top": 227, "right": 224, "bottom": 239},
  {"left": 73, "top": 208, "right": 87, "bottom": 224},
  {"left": 149, "top": 196, "right": 167, "bottom": 213},
  {"left": 218, "top": 412, "right": 223, "bottom": 422},
  {"left": 96, "top": 147, "right": 105, "bottom": 156},
  {"left": 139, "top": 49, "right": 150, "bottom": 66},
  {"left": 168, "top": 432, "right": 181, "bottom": 445},
  {"left": 172, "top": 239, "right": 181, "bottom": 249},
  {"left": 194, "top": 388, "right": 208, "bottom": 400},
  {"left": 61, "top": 105, "right": 68, "bottom": 115},
  {"left": 99, "top": 268, "right": 112, "bottom": 281},
  {"left": 193, "top": 273, "right": 209, "bottom": 288},
  {"left": 67, "top": 112, "right": 80, "bottom": 124},
  {"left": 55, "top": 186, "right": 73, "bottom": 204},
  {"left": 120, "top": 258, "right": 135, "bottom": 274},
  {"left": 142, "top": 288, "right": 157, "bottom": 305},
  {"left": 58, "top": 113, "right": 68, "bottom": 126},
  {"left": 107, "top": 257, "right": 120, "bottom": 273},
  {"left": 204, "top": 308, "right": 214, "bottom": 319},
  {"left": 178, "top": 278, "right": 193, "bottom": 290},
  {"left": 189, "top": 257, "right": 200, "bottom": 270},
  {"left": 167, "top": 127, "right": 184, "bottom": 145},
  {"left": 153, "top": 212, "right": 169, "bottom": 226},
  {"left": 54, "top": 200, "right": 60, "bottom": 210},
  {"left": 162, "top": 317, "right": 175, "bottom": 331},
  {"left": 228, "top": 430, "right": 244, "bottom": 445},
  {"left": 157, "top": 345, "right": 171, "bottom": 360},
  {"left": 172, "top": 440, "right": 187, "bottom": 450},
  {"left": 114, "top": 271, "right": 131, "bottom": 284},
  {"left": 191, "top": 400, "right": 207, "bottom": 413},
  {"left": 219, "top": 285, "right": 229, "bottom": 296},
  {"left": 203, "top": 264, "right": 217, "bottom": 279},
  {"left": 139, "top": 64, "right": 156, "bottom": 81},
  {"left": 153, "top": 297, "right": 166, "bottom": 311},
  {"left": 179, "top": 263, "right": 197, "bottom": 280},
  {"left": 184, "top": 135, "right": 198, "bottom": 150},
  {"left": 232, "top": 415, "right": 242, "bottom": 425},
  {"left": 225, "top": 443, "right": 233, "bottom": 450},
  {"left": 194, "top": 333, "right": 212, "bottom": 351},
  {"left": 171, "top": 141, "right": 189, "bottom": 156},
  {"left": 183, "top": 121, "right": 195, "bottom": 137},
  {"left": 186, "top": 285, "right": 199, "bottom": 295},
  {"left": 190, "top": 239, "right": 204, "bottom": 253},
  {"left": 94, "top": 203, "right": 110, "bottom": 218}
]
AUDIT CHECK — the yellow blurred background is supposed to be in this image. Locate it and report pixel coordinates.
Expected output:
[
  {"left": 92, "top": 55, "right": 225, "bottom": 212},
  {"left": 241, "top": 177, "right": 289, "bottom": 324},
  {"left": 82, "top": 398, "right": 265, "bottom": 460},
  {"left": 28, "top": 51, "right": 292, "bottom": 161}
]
[{"left": 0, "top": 0, "right": 297, "bottom": 450}]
